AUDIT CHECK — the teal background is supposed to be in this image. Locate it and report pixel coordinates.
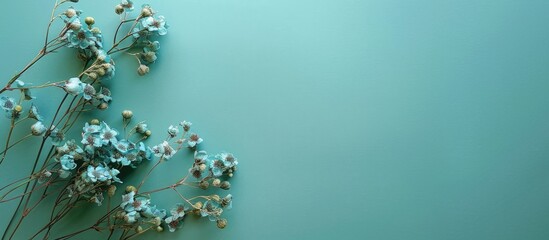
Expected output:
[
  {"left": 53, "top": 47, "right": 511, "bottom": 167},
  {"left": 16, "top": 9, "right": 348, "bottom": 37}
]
[{"left": 1, "top": 0, "right": 549, "bottom": 239}]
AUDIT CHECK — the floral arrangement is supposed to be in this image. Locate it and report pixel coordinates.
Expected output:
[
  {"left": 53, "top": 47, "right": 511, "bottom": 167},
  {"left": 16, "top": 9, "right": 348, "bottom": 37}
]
[{"left": 0, "top": 1, "right": 238, "bottom": 239}]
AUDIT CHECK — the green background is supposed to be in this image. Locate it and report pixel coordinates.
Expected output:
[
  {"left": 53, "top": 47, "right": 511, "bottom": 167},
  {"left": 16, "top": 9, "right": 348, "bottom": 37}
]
[{"left": 1, "top": 0, "right": 549, "bottom": 239}]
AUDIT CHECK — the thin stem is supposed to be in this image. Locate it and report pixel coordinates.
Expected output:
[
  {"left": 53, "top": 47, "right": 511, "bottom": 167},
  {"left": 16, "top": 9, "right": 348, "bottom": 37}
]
[
  {"left": 136, "top": 156, "right": 164, "bottom": 191},
  {"left": 0, "top": 118, "right": 16, "bottom": 166}
]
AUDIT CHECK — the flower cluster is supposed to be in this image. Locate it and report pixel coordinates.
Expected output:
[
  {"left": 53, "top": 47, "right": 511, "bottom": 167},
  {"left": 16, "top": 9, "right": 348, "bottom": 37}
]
[
  {"left": 38, "top": 121, "right": 155, "bottom": 205},
  {"left": 128, "top": 3, "right": 168, "bottom": 75},
  {"left": 0, "top": 1, "right": 239, "bottom": 238},
  {"left": 118, "top": 190, "right": 166, "bottom": 226}
]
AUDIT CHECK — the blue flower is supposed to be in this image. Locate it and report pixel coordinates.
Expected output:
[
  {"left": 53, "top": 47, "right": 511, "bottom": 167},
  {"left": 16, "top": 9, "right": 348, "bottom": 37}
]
[
  {"left": 114, "top": 139, "right": 133, "bottom": 154},
  {"left": 200, "top": 200, "right": 222, "bottom": 221},
  {"left": 64, "top": 77, "right": 85, "bottom": 95},
  {"left": 167, "top": 125, "right": 179, "bottom": 138},
  {"left": 124, "top": 210, "right": 139, "bottom": 223},
  {"left": 137, "top": 142, "right": 154, "bottom": 161},
  {"left": 14, "top": 80, "right": 34, "bottom": 100},
  {"left": 49, "top": 128, "right": 65, "bottom": 146},
  {"left": 28, "top": 105, "right": 44, "bottom": 121},
  {"left": 96, "top": 49, "right": 111, "bottom": 63},
  {"left": 30, "top": 121, "right": 47, "bottom": 136},
  {"left": 120, "top": 191, "right": 135, "bottom": 209},
  {"left": 85, "top": 165, "right": 110, "bottom": 182},
  {"left": 141, "top": 15, "right": 168, "bottom": 36},
  {"left": 218, "top": 153, "right": 238, "bottom": 168},
  {"left": 97, "top": 87, "right": 112, "bottom": 103},
  {"left": 220, "top": 194, "right": 233, "bottom": 209},
  {"left": 125, "top": 195, "right": 150, "bottom": 212},
  {"left": 179, "top": 121, "right": 192, "bottom": 132},
  {"left": 144, "top": 41, "right": 160, "bottom": 52},
  {"left": 165, "top": 204, "right": 186, "bottom": 232},
  {"left": 111, "top": 155, "right": 130, "bottom": 166},
  {"left": 210, "top": 158, "right": 225, "bottom": 177},
  {"left": 0, "top": 96, "right": 15, "bottom": 118},
  {"left": 121, "top": 0, "right": 134, "bottom": 11},
  {"left": 57, "top": 140, "right": 84, "bottom": 156},
  {"left": 109, "top": 168, "right": 122, "bottom": 183},
  {"left": 99, "top": 122, "right": 118, "bottom": 145},
  {"left": 60, "top": 155, "right": 77, "bottom": 170},
  {"left": 142, "top": 205, "right": 166, "bottom": 218},
  {"left": 83, "top": 84, "right": 95, "bottom": 100},
  {"left": 186, "top": 133, "right": 203, "bottom": 148},
  {"left": 66, "top": 27, "right": 97, "bottom": 49},
  {"left": 152, "top": 141, "right": 176, "bottom": 159},
  {"left": 82, "top": 122, "right": 101, "bottom": 135}
]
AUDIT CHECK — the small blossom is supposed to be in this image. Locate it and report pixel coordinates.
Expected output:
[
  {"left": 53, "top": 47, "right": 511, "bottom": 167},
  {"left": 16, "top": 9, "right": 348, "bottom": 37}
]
[
  {"left": 85, "top": 165, "right": 112, "bottom": 182},
  {"left": 66, "top": 27, "right": 97, "bottom": 49},
  {"left": 28, "top": 105, "right": 43, "bottom": 121},
  {"left": 99, "top": 122, "right": 118, "bottom": 145},
  {"left": 187, "top": 133, "right": 203, "bottom": 148},
  {"left": 83, "top": 84, "right": 96, "bottom": 100},
  {"left": 121, "top": 0, "right": 134, "bottom": 11},
  {"left": 0, "top": 96, "right": 15, "bottom": 118},
  {"left": 49, "top": 127, "right": 65, "bottom": 146},
  {"left": 121, "top": 191, "right": 135, "bottom": 209},
  {"left": 200, "top": 200, "right": 222, "bottom": 221},
  {"left": 167, "top": 125, "right": 179, "bottom": 137},
  {"left": 179, "top": 121, "right": 191, "bottom": 131},
  {"left": 152, "top": 141, "right": 176, "bottom": 159},
  {"left": 60, "top": 155, "right": 77, "bottom": 170},
  {"left": 31, "top": 121, "right": 47, "bottom": 136},
  {"left": 141, "top": 15, "right": 168, "bottom": 35},
  {"left": 64, "top": 77, "right": 85, "bottom": 95},
  {"left": 14, "top": 80, "right": 34, "bottom": 100}
]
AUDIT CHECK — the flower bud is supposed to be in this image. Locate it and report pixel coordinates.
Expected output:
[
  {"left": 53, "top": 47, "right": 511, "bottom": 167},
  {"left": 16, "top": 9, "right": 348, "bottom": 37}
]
[
  {"left": 141, "top": 7, "right": 153, "bottom": 17},
  {"left": 98, "top": 102, "right": 108, "bottom": 110},
  {"left": 152, "top": 217, "right": 162, "bottom": 226},
  {"left": 193, "top": 201, "right": 203, "bottom": 209},
  {"left": 14, "top": 105, "right": 22, "bottom": 113},
  {"left": 137, "top": 64, "right": 149, "bottom": 76},
  {"left": 211, "top": 194, "right": 221, "bottom": 202},
  {"left": 220, "top": 181, "right": 231, "bottom": 190},
  {"left": 126, "top": 185, "right": 137, "bottom": 193},
  {"left": 199, "top": 180, "right": 209, "bottom": 190},
  {"left": 136, "top": 226, "right": 143, "bottom": 233},
  {"left": 90, "top": 119, "right": 100, "bottom": 125},
  {"left": 199, "top": 163, "right": 207, "bottom": 172},
  {"left": 108, "top": 185, "right": 117, "bottom": 197},
  {"left": 31, "top": 121, "right": 47, "bottom": 136},
  {"left": 144, "top": 130, "right": 152, "bottom": 137},
  {"left": 122, "top": 110, "right": 133, "bottom": 119},
  {"left": 155, "top": 226, "right": 163, "bottom": 232},
  {"left": 217, "top": 219, "right": 227, "bottom": 229},
  {"left": 69, "top": 22, "right": 82, "bottom": 31},
  {"left": 85, "top": 17, "right": 95, "bottom": 26},
  {"left": 65, "top": 8, "right": 77, "bottom": 18},
  {"left": 115, "top": 4, "right": 124, "bottom": 14},
  {"left": 142, "top": 52, "right": 157, "bottom": 63},
  {"left": 212, "top": 178, "right": 221, "bottom": 187},
  {"left": 96, "top": 67, "right": 106, "bottom": 76}
]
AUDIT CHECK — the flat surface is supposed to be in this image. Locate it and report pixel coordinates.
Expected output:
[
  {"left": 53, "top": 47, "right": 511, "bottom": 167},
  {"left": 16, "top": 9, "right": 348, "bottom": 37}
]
[{"left": 1, "top": 0, "right": 549, "bottom": 239}]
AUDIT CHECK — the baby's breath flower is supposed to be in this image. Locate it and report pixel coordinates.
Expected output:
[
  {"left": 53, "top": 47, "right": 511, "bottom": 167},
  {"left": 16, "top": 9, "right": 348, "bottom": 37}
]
[
  {"left": 28, "top": 105, "right": 44, "bottom": 121},
  {"left": 60, "top": 155, "right": 77, "bottom": 171},
  {"left": 0, "top": 96, "right": 16, "bottom": 118},
  {"left": 187, "top": 133, "right": 203, "bottom": 148},
  {"left": 167, "top": 125, "right": 179, "bottom": 138},
  {"left": 63, "top": 77, "right": 85, "bottom": 95},
  {"left": 31, "top": 121, "right": 47, "bottom": 136},
  {"left": 137, "top": 64, "right": 149, "bottom": 76}
]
